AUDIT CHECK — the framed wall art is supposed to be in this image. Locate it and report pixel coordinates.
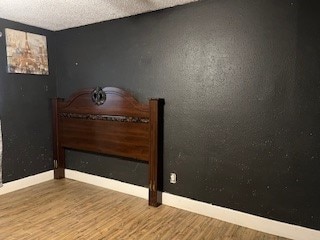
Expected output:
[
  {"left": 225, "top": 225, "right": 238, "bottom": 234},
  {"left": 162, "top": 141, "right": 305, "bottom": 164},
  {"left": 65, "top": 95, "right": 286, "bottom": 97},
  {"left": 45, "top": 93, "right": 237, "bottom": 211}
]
[{"left": 5, "top": 28, "right": 49, "bottom": 75}]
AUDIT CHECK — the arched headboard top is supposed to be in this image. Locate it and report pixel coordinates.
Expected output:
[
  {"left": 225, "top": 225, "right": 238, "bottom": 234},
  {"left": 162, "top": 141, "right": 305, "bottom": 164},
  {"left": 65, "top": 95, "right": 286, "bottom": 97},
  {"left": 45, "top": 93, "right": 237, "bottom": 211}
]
[{"left": 58, "top": 87, "right": 150, "bottom": 117}]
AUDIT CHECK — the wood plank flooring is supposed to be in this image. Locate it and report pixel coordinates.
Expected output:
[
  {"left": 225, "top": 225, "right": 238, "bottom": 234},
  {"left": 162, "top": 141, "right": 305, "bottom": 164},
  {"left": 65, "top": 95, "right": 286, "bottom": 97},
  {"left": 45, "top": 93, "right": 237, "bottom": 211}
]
[{"left": 0, "top": 179, "right": 290, "bottom": 240}]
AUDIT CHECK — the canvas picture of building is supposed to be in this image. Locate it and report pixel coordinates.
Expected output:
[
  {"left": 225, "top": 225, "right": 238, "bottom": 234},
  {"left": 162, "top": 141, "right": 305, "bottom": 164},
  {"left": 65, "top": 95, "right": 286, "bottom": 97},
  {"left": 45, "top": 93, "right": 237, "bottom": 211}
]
[{"left": 5, "top": 28, "right": 49, "bottom": 75}]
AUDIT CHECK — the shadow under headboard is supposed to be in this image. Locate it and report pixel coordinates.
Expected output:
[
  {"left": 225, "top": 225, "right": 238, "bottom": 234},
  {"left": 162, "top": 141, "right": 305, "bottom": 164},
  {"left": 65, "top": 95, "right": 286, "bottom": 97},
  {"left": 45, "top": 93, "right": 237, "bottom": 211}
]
[{"left": 52, "top": 87, "right": 164, "bottom": 207}]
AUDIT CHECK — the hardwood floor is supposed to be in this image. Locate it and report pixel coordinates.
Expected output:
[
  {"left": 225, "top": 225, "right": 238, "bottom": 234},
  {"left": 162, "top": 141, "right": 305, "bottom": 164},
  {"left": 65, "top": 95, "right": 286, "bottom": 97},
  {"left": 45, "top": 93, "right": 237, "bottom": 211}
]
[{"left": 0, "top": 179, "right": 290, "bottom": 240}]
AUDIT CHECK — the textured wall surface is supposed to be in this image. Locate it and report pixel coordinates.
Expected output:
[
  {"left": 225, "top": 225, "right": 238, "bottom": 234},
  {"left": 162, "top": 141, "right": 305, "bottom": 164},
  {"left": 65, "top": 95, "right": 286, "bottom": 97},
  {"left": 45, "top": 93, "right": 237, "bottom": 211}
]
[
  {"left": 0, "top": 18, "right": 56, "bottom": 182},
  {"left": 59, "top": 0, "right": 319, "bottom": 231}
]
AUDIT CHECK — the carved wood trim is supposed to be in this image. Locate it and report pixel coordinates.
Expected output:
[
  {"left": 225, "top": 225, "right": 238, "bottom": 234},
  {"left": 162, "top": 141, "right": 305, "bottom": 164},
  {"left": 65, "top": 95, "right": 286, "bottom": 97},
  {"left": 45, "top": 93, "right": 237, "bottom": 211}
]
[{"left": 59, "top": 113, "right": 149, "bottom": 123}]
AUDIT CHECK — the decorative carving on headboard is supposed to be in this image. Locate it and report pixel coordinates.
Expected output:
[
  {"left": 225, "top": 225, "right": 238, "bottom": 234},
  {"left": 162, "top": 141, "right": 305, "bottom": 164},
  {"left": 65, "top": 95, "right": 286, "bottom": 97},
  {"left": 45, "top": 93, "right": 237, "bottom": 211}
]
[
  {"left": 59, "top": 112, "right": 149, "bottom": 123},
  {"left": 91, "top": 86, "right": 106, "bottom": 105}
]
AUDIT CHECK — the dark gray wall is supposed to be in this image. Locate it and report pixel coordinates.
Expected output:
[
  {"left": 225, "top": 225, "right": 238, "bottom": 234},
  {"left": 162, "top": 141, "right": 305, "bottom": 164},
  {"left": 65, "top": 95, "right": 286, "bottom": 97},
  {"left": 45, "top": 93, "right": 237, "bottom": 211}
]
[
  {"left": 0, "top": 18, "right": 56, "bottom": 182},
  {"left": 55, "top": 0, "right": 319, "bottom": 231}
]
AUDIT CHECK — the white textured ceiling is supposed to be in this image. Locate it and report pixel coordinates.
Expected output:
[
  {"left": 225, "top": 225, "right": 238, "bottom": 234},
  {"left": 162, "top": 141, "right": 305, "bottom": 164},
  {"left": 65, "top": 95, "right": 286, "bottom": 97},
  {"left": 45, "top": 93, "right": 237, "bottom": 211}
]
[{"left": 0, "top": 0, "right": 198, "bottom": 31}]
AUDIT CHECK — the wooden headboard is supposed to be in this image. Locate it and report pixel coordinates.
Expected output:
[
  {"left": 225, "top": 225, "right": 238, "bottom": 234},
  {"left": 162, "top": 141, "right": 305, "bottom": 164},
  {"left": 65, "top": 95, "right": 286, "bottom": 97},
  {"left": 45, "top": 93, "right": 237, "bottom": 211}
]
[{"left": 52, "top": 87, "right": 163, "bottom": 207}]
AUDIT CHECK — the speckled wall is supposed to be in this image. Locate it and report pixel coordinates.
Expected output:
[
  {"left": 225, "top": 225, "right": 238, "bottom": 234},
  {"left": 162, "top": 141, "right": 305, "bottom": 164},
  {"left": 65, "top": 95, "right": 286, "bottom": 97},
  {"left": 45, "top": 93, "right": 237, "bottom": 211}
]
[
  {"left": 0, "top": 18, "right": 56, "bottom": 182},
  {"left": 55, "top": 0, "right": 320, "bottom": 230}
]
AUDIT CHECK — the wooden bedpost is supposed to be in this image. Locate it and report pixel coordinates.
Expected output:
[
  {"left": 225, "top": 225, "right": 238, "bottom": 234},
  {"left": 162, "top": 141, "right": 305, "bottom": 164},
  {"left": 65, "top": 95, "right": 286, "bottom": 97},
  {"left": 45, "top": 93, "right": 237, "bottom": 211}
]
[
  {"left": 149, "top": 99, "right": 161, "bottom": 207},
  {"left": 52, "top": 98, "right": 65, "bottom": 179}
]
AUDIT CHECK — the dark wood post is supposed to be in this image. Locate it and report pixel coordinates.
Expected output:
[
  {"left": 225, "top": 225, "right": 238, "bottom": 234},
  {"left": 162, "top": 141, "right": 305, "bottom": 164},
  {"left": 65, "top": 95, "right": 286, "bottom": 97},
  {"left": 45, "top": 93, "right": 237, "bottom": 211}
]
[
  {"left": 52, "top": 98, "right": 65, "bottom": 179},
  {"left": 149, "top": 99, "right": 161, "bottom": 207}
]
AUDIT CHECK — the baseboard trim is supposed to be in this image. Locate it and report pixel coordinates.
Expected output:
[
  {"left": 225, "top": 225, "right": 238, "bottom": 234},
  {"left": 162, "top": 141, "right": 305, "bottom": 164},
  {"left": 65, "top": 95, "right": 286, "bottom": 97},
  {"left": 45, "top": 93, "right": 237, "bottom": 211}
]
[
  {"left": 65, "top": 169, "right": 148, "bottom": 199},
  {"left": 65, "top": 169, "right": 320, "bottom": 240},
  {"left": 0, "top": 170, "right": 53, "bottom": 195},
  {"left": 162, "top": 192, "right": 320, "bottom": 240}
]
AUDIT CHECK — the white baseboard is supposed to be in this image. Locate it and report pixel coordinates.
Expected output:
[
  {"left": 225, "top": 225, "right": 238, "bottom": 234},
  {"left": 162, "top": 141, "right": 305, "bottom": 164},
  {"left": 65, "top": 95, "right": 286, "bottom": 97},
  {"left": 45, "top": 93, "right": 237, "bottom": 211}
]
[
  {"left": 1, "top": 169, "right": 319, "bottom": 240},
  {"left": 65, "top": 169, "right": 148, "bottom": 199},
  {"left": 0, "top": 170, "right": 53, "bottom": 195},
  {"left": 162, "top": 192, "right": 320, "bottom": 240},
  {"left": 66, "top": 169, "right": 320, "bottom": 240}
]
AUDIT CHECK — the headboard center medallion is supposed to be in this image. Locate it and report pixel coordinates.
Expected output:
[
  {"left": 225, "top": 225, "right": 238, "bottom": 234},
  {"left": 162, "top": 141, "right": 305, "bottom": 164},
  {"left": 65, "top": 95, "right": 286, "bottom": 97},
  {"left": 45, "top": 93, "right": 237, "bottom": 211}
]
[{"left": 91, "top": 86, "right": 106, "bottom": 105}]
